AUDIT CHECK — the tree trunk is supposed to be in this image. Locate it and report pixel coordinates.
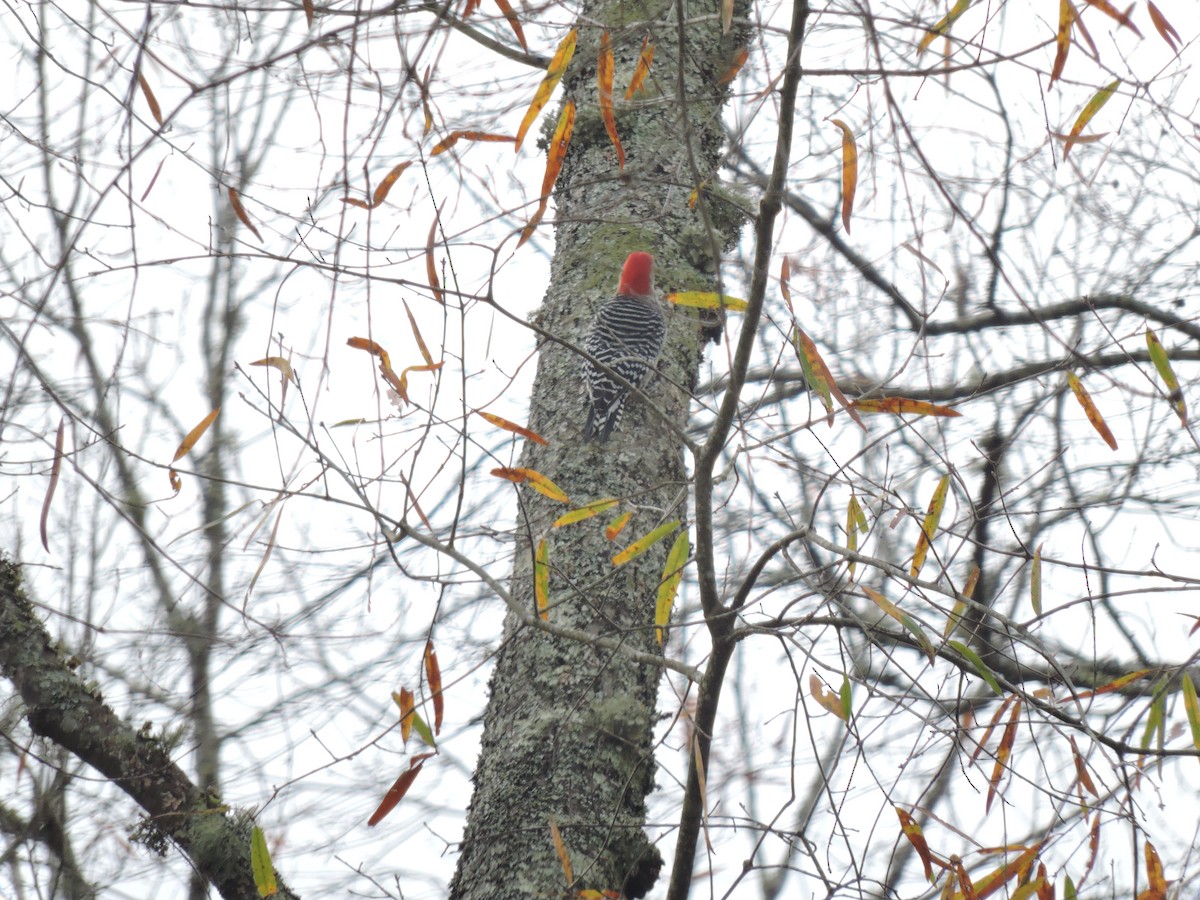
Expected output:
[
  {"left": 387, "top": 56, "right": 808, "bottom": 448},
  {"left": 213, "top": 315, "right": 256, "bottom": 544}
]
[{"left": 449, "top": 1, "right": 747, "bottom": 897}]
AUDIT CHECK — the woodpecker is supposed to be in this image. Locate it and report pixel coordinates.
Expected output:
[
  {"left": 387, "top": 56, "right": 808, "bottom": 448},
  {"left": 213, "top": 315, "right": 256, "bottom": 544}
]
[{"left": 581, "top": 251, "right": 666, "bottom": 443}]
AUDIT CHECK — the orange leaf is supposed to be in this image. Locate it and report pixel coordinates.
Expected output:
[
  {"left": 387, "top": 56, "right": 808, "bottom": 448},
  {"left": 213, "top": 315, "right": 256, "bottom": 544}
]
[
  {"left": 830, "top": 120, "right": 858, "bottom": 233},
  {"left": 1050, "top": 0, "right": 1071, "bottom": 88},
  {"left": 970, "top": 694, "right": 1017, "bottom": 766},
  {"left": 366, "top": 752, "right": 434, "bottom": 827},
  {"left": 493, "top": 0, "right": 528, "bottom": 51},
  {"left": 515, "top": 29, "right": 577, "bottom": 151},
  {"left": 519, "top": 100, "right": 575, "bottom": 247},
  {"left": 430, "top": 131, "right": 515, "bottom": 156},
  {"left": 137, "top": 71, "right": 164, "bottom": 126},
  {"left": 969, "top": 843, "right": 1042, "bottom": 899},
  {"left": 426, "top": 215, "right": 444, "bottom": 303},
  {"left": 549, "top": 815, "right": 573, "bottom": 884},
  {"left": 424, "top": 641, "right": 443, "bottom": 735},
  {"left": 1066, "top": 371, "right": 1118, "bottom": 450},
  {"left": 779, "top": 256, "right": 793, "bottom": 312},
  {"left": 793, "top": 327, "right": 866, "bottom": 431},
  {"left": 347, "top": 337, "right": 406, "bottom": 398},
  {"left": 169, "top": 407, "right": 220, "bottom": 494},
  {"left": 1079, "top": 0, "right": 1141, "bottom": 36},
  {"left": 372, "top": 161, "right": 413, "bottom": 208},
  {"left": 490, "top": 467, "right": 569, "bottom": 503},
  {"left": 397, "top": 361, "right": 444, "bottom": 404},
  {"left": 605, "top": 510, "right": 633, "bottom": 541},
  {"left": 850, "top": 397, "right": 961, "bottom": 417},
  {"left": 1072, "top": 668, "right": 1149, "bottom": 700},
  {"left": 393, "top": 687, "right": 415, "bottom": 744},
  {"left": 895, "top": 807, "right": 937, "bottom": 882},
  {"left": 227, "top": 187, "right": 263, "bottom": 241},
  {"left": 624, "top": 35, "right": 654, "bottom": 99},
  {"left": 476, "top": 411, "right": 548, "bottom": 444},
  {"left": 402, "top": 301, "right": 436, "bottom": 367},
  {"left": 40, "top": 419, "right": 65, "bottom": 552},
  {"left": 1141, "top": 840, "right": 1167, "bottom": 898},
  {"left": 717, "top": 47, "right": 749, "bottom": 86},
  {"left": 1061, "top": 80, "right": 1119, "bottom": 161},
  {"left": 597, "top": 32, "right": 625, "bottom": 170},
  {"left": 1147, "top": 2, "right": 1181, "bottom": 53},
  {"left": 985, "top": 699, "right": 1022, "bottom": 814}
]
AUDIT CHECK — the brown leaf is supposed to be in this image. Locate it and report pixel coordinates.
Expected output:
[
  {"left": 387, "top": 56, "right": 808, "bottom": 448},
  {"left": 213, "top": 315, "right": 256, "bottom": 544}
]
[
  {"left": 302, "top": 0, "right": 314, "bottom": 27},
  {"left": 426, "top": 215, "right": 444, "bottom": 303},
  {"left": 1079, "top": 0, "right": 1142, "bottom": 36},
  {"left": 366, "top": 753, "right": 434, "bottom": 827},
  {"left": 1147, "top": 2, "right": 1181, "bottom": 53},
  {"left": 403, "top": 300, "right": 436, "bottom": 367},
  {"left": 40, "top": 419, "right": 65, "bottom": 552},
  {"left": 985, "top": 699, "right": 1022, "bottom": 814},
  {"left": 347, "top": 337, "right": 406, "bottom": 399},
  {"left": 1066, "top": 371, "right": 1118, "bottom": 450},
  {"left": 476, "top": 411, "right": 548, "bottom": 444},
  {"left": 372, "top": 161, "right": 413, "bottom": 208},
  {"left": 137, "top": 70, "right": 164, "bottom": 126},
  {"left": 227, "top": 187, "right": 263, "bottom": 241},
  {"left": 549, "top": 815, "right": 573, "bottom": 884},
  {"left": 1050, "top": 0, "right": 1071, "bottom": 88}
]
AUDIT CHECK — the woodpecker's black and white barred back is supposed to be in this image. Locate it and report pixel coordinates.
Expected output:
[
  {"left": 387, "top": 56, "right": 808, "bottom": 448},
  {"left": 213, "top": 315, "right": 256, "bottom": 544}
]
[{"left": 582, "top": 252, "right": 666, "bottom": 443}]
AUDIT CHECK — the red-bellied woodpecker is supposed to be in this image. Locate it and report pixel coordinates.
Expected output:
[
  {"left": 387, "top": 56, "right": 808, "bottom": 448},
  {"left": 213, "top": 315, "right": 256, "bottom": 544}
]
[{"left": 582, "top": 251, "right": 666, "bottom": 443}]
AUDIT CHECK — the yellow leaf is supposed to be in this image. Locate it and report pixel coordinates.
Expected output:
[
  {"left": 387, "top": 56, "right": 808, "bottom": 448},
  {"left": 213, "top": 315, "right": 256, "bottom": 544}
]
[
  {"left": 535, "top": 540, "right": 550, "bottom": 620},
  {"left": 597, "top": 32, "right": 625, "bottom": 170},
  {"left": 911, "top": 474, "right": 949, "bottom": 578},
  {"left": 846, "top": 494, "right": 867, "bottom": 577},
  {"left": 605, "top": 509, "right": 633, "bottom": 541},
  {"left": 518, "top": 100, "right": 575, "bottom": 248},
  {"left": 917, "top": 0, "right": 972, "bottom": 56},
  {"left": 1066, "top": 371, "right": 1118, "bottom": 450},
  {"left": 489, "top": 467, "right": 569, "bottom": 503},
  {"left": 429, "top": 131, "right": 514, "bottom": 156},
  {"left": 830, "top": 119, "right": 858, "bottom": 233},
  {"left": 944, "top": 565, "right": 979, "bottom": 639},
  {"left": 666, "top": 291, "right": 748, "bottom": 311},
  {"left": 624, "top": 35, "right": 654, "bottom": 99},
  {"left": 515, "top": 29, "right": 577, "bottom": 152},
  {"left": 1062, "top": 80, "right": 1119, "bottom": 161},
  {"left": 392, "top": 687, "right": 415, "bottom": 744},
  {"left": 250, "top": 826, "right": 278, "bottom": 897},
  {"left": 169, "top": 407, "right": 220, "bottom": 494},
  {"left": 1146, "top": 328, "right": 1186, "bottom": 423},
  {"left": 809, "top": 673, "right": 848, "bottom": 721},
  {"left": 655, "top": 530, "right": 689, "bottom": 646},
  {"left": 612, "top": 520, "right": 680, "bottom": 566},
  {"left": 895, "top": 807, "right": 937, "bottom": 882},
  {"left": 553, "top": 498, "right": 619, "bottom": 527}
]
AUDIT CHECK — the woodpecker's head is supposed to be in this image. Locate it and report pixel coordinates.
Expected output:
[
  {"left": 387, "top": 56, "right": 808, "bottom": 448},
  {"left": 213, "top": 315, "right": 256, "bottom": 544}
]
[{"left": 617, "top": 251, "right": 655, "bottom": 298}]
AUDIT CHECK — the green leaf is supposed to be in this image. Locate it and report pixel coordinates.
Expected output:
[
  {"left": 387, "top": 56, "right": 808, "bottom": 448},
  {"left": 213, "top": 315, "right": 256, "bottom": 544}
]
[
  {"left": 251, "top": 826, "right": 277, "bottom": 897},
  {"left": 1181, "top": 672, "right": 1200, "bottom": 756},
  {"left": 411, "top": 710, "right": 436, "bottom": 748},
  {"left": 948, "top": 640, "right": 1004, "bottom": 695},
  {"left": 655, "top": 530, "right": 690, "bottom": 646}
]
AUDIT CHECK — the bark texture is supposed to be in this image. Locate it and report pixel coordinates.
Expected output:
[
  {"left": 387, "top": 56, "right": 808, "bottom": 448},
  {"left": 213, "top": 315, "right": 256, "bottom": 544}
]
[{"left": 449, "top": 0, "right": 747, "bottom": 897}]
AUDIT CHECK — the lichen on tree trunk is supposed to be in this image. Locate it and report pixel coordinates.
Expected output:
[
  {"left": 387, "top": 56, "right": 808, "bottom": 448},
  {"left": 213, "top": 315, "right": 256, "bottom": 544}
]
[{"left": 449, "top": 0, "right": 747, "bottom": 896}]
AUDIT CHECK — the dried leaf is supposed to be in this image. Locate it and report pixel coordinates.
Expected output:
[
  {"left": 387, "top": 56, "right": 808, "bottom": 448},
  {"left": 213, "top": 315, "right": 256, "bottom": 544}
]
[
  {"left": 140, "top": 155, "right": 168, "bottom": 202},
  {"left": 612, "top": 520, "right": 681, "bottom": 566},
  {"left": 430, "top": 131, "right": 514, "bottom": 156},
  {"left": 489, "top": 467, "right": 569, "bottom": 503},
  {"left": 1069, "top": 736, "right": 1099, "bottom": 797},
  {"left": 515, "top": 29, "right": 577, "bottom": 152},
  {"left": 227, "top": 187, "right": 263, "bottom": 241},
  {"left": 347, "top": 337, "right": 406, "bottom": 398},
  {"left": 666, "top": 291, "right": 748, "bottom": 311},
  {"left": 245, "top": 504, "right": 284, "bottom": 600},
  {"left": 597, "top": 32, "right": 625, "bottom": 170},
  {"left": 393, "top": 687, "right": 415, "bottom": 744},
  {"left": 830, "top": 119, "right": 858, "bottom": 233},
  {"left": 624, "top": 36, "right": 654, "bottom": 99},
  {"left": 302, "top": 0, "right": 314, "bottom": 27},
  {"left": 1147, "top": 2, "right": 1181, "bottom": 53},
  {"left": 655, "top": 530, "right": 689, "bottom": 646},
  {"left": 1066, "top": 371, "right": 1118, "bottom": 450},
  {"left": 944, "top": 566, "right": 979, "bottom": 639},
  {"left": 250, "top": 357, "right": 297, "bottom": 384},
  {"left": 137, "top": 70, "right": 164, "bottom": 126},
  {"left": 477, "top": 410, "right": 548, "bottom": 444},
  {"left": 535, "top": 539, "right": 550, "bottom": 620},
  {"left": 718, "top": 47, "right": 749, "bottom": 86},
  {"left": 1142, "top": 840, "right": 1166, "bottom": 898},
  {"left": 779, "top": 256, "right": 793, "bottom": 312},
  {"left": 424, "top": 641, "right": 443, "bottom": 735},
  {"left": 791, "top": 326, "right": 867, "bottom": 430},
  {"left": 1079, "top": 0, "right": 1141, "bottom": 35},
  {"left": 169, "top": 407, "right": 220, "bottom": 493},
  {"left": 366, "top": 753, "right": 434, "bottom": 827},
  {"left": 549, "top": 815, "right": 573, "bottom": 884},
  {"left": 552, "top": 497, "right": 619, "bottom": 527},
  {"left": 850, "top": 397, "right": 961, "bottom": 417},
  {"left": 40, "top": 419, "right": 65, "bottom": 552},
  {"left": 895, "top": 807, "right": 937, "bottom": 882},
  {"left": 1062, "top": 80, "right": 1119, "bottom": 161},
  {"left": 371, "top": 161, "right": 413, "bottom": 208},
  {"left": 911, "top": 474, "right": 950, "bottom": 579},
  {"left": 519, "top": 100, "right": 575, "bottom": 248},
  {"left": 863, "top": 585, "right": 936, "bottom": 664},
  {"left": 985, "top": 699, "right": 1023, "bottom": 814},
  {"left": 846, "top": 493, "right": 867, "bottom": 577},
  {"left": 426, "top": 215, "right": 444, "bottom": 303},
  {"left": 1030, "top": 542, "right": 1043, "bottom": 617},
  {"left": 810, "top": 673, "right": 848, "bottom": 721},
  {"left": 493, "top": 0, "right": 528, "bottom": 51},
  {"left": 1050, "top": 0, "right": 1072, "bottom": 87}
]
